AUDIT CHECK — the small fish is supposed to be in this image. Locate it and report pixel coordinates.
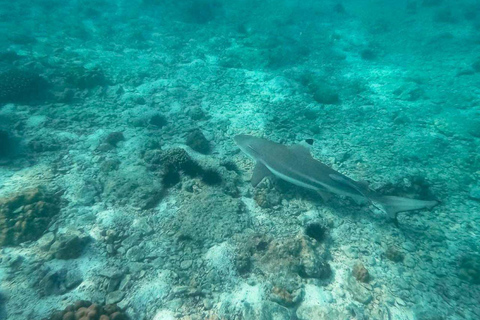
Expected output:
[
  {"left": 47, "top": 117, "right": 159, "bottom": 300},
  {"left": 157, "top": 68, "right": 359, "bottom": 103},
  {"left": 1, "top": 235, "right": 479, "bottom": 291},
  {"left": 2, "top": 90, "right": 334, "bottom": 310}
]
[{"left": 234, "top": 135, "right": 438, "bottom": 222}]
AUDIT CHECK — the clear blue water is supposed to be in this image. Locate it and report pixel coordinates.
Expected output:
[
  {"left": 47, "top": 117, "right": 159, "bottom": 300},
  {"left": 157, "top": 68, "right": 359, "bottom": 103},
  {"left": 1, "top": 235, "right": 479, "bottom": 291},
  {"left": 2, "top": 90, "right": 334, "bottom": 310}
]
[{"left": 0, "top": 1, "right": 479, "bottom": 319}]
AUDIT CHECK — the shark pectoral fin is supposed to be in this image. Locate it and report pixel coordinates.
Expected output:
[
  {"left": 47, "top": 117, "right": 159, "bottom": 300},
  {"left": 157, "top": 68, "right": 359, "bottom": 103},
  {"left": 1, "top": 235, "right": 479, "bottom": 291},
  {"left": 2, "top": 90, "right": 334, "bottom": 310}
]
[
  {"left": 317, "top": 190, "right": 332, "bottom": 202},
  {"left": 251, "top": 162, "right": 271, "bottom": 187}
]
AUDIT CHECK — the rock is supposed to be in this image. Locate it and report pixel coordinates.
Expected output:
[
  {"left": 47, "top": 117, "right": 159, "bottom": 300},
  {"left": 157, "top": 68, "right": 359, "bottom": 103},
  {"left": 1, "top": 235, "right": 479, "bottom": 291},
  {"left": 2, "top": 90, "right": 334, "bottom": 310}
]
[
  {"left": 299, "top": 257, "right": 331, "bottom": 279},
  {"left": 37, "top": 232, "right": 55, "bottom": 250},
  {"left": 39, "top": 268, "right": 81, "bottom": 296},
  {"left": 126, "top": 247, "right": 145, "bottom": 262},
  {"left": 185, "top": 129, "right": 210, "bottom": 154},
  {"left": 352, "top": 263, "right": 370, "bottom": 283},
  {"left": 65, "top": 269, "right": 83, "bottom": 290},
  {"left": 296, "top": 305, "right": 345, "bottom": 320},
  {"left": 188, "top": 107, "right": 205, "bottom": 120},
  {"left": 180, "top": 259, "right": 193, "bottom": 270},
  {"left": 260, "top": 301, "right": 291, "bottom": 320},
  {"left": 346, "top": 273, "right": 373, "bottom": 305},
  {"left": 106, "top": 291, "right": 125, "bottom": 305},
  {"left": 469, "top": 185, "right": 480, "bottom": 201},
  {"left": 100, "top": 159, "right": 121, "bottom": 172},
  {"left": 51, "top": 234, "right": 89, "bottom": 260},
  {"left": 169, "top": 190, "right": 246, "bottom": 245}
]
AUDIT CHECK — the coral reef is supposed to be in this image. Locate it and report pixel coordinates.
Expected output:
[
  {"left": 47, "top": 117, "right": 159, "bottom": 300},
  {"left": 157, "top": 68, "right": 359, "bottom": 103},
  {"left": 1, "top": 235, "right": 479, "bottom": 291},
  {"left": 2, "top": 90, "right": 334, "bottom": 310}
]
[
  {"left": 0, "top": 130, "right": 12, "bottom": 158},
  {"left": 105, "top": 132, "right": 125, "bottom": 147},
  {"left": 459, "top": 254, "right": 480, "bottom": 285},
  {"left": 1, "top": 0, "right": 480, "bottom": 319},
  {"left": 0, "top": 69, "right": 48, "bottom": 104},
  {"left": 0, "top": 188, "right": 60, "bottom": 247},
  {"left": 239, "top": 232, "right": 332, "bottom": 282},
  {"left": 64, "top": 66, "right": 108, "bottom": 89},
  {"left": 46, "top": 301, "right": 129, "bottom": 320}
]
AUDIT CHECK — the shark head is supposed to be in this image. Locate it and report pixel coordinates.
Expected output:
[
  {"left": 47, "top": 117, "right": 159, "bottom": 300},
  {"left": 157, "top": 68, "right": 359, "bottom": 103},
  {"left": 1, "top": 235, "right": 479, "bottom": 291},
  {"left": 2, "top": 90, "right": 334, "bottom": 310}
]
[{"left": 234, "top": 134, "right": 265, "bottom": 160}]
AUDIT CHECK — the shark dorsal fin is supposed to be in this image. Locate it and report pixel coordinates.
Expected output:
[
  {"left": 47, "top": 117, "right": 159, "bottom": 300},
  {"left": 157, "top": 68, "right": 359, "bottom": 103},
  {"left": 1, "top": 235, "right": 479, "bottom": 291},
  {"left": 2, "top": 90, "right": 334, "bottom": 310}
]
[
  {"left": 251, "top": 162, "right": 271, "bottom": 187},
  {"left": 288, "top": 144, "right": 312, "bottom": 158}
]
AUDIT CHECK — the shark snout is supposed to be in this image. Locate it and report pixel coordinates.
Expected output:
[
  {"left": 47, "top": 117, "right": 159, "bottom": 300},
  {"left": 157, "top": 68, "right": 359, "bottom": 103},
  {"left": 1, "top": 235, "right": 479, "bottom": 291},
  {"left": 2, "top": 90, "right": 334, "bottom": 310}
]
[{"left": 233, "top": 134, "right": 251, "bottom": 146}]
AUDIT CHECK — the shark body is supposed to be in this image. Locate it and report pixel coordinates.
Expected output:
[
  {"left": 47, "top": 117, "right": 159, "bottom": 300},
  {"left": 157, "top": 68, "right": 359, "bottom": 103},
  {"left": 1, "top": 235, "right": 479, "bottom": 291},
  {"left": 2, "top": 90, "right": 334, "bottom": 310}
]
[{"left": 234, "top": 135, "right": 438, "bottom": 221}]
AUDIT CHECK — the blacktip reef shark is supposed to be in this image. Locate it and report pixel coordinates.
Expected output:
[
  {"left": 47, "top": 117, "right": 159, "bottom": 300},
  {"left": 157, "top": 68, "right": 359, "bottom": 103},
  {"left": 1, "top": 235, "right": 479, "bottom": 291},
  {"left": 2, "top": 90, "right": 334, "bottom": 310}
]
[{"left": 234, "top": 135, "right": 438, "bottom": 222}]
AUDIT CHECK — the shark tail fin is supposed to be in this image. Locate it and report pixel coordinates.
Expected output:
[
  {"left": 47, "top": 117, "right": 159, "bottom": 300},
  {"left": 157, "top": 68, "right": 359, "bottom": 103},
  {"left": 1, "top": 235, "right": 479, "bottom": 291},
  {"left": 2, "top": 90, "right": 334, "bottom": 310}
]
[{"left": 374, "top": 195, "right": 439, "bottom": 220}]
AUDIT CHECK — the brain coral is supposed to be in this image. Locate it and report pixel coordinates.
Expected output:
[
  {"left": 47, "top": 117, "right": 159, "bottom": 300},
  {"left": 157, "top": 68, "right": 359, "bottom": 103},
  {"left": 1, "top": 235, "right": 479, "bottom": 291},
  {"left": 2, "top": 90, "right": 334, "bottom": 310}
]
[{"left": 0, "top": 188, "right": 60, "bottom": 246}]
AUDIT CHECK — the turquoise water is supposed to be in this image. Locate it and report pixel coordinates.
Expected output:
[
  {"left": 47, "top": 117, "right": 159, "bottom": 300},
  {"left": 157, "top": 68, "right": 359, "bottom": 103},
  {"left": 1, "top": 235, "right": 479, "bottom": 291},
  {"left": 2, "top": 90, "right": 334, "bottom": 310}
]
[{"left": 0, "top": 0, "right": 479, "bottom": 319}]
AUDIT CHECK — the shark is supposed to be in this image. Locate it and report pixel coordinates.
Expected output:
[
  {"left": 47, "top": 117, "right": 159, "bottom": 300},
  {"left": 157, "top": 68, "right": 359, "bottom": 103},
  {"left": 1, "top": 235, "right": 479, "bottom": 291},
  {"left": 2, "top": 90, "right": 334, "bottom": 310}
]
[{"left": 234, "top": 134, "right": 438, "bottom": 221}]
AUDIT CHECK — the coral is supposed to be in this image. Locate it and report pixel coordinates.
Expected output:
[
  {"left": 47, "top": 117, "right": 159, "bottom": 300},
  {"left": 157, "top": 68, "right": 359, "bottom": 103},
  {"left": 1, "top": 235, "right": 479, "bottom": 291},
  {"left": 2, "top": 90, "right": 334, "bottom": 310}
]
[
  {"left": 149, "top": 114, "right": 167, "bottom": 127},
  {"left": 0, "top": 51, "right": 21, "bottom": 63},
  {"left": 46, "top": 300, "right": 129, "bottom": 320},
  {"left": 187, "top": 106, "right": 206, "bottom": 120},
  {"left": 422, "top": 0, "right": 443, "bottom": 6},
  {"left": 270, "top": 286, "right": 303, "bottom": 307},
  {"left": 267, "top": 44, "right": 310, "bottom": 69},
  {"left": 459, "top": 254, "right": 480, "bottom": 284},
  {"left": 253, "top": 186, "right": 281, "bottom": 209},
  {"left": 144, "top": 148, "right": 202, "bottom": 187},
  {"left": 385, "top": 246, "right": 405, "bottom": 263},
  {"left": 0, "top": 130, "right": 12, "bottom": 158},
  {"left": 186, "top": 129, "right": 210, "bottom": 154},
  {"left": 352, "top": 263, "right": 370, "bottom": 283},
  {"left": 472, "top": 58, "right": 480, "bottom": 73},
  {"left": 243, "top": 233, "right": 332, "bottom": 281},
  {"left": 434, "top": 8, "right": 457, "bottom": 24},
  {"left": 65, "top": 66, "right": 108, "bottom": 89},
  {"left": 185, "top": 0, "right": 223, "bottom": 24},
  {"left": 0, "top": 188, "right": 60, "bottom": 247},
  {"left": 298, "top": 72, "right": 340, "bottom": 105},
  {"left": 360, "top": 48, "right": 377, "bottom": 60},
  {"left": 304, "top": 222, "right": 328, "bottom": 243},
  {"left": 0, "top": 69, "right": 48, "bottom": 104},
  {"left": 200, "top": 168, "right": 222, "bottom": 185},
  {"left": 105, "top": 132, "right": 125, "bottom": 147}
]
